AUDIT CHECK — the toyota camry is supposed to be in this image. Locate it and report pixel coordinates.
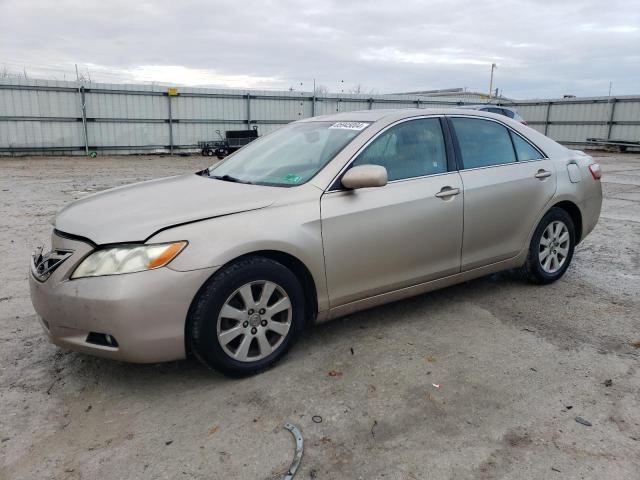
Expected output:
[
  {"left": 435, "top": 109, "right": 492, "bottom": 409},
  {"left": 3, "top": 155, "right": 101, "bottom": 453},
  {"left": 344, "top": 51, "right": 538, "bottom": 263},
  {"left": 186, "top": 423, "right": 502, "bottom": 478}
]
[{"left": 29, "top": 108, "right": 602, "bottom": 376}]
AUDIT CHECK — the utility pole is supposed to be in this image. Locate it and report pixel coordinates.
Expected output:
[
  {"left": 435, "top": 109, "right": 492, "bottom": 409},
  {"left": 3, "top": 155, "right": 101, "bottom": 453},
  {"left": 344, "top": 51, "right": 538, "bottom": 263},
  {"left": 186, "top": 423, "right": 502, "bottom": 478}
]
[{"left": 488, "top": 63, "right": 497, "bottom": 99}]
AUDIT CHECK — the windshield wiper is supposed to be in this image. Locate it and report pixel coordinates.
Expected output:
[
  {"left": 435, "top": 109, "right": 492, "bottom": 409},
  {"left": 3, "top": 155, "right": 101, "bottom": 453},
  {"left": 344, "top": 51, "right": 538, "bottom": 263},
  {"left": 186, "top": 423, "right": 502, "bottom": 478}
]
[{"left": 210, "top": 174, "right": 252, "bottom": 184}]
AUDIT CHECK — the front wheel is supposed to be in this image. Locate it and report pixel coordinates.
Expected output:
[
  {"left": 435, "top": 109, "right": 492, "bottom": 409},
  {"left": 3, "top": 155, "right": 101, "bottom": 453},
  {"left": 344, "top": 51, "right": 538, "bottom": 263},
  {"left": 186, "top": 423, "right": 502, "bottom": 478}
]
[
  {"left": 188, "top": 257, "right": 306, "bottom": 376},
  {"left": 523, "top": 207, "right": 576, "bottom": 284}
]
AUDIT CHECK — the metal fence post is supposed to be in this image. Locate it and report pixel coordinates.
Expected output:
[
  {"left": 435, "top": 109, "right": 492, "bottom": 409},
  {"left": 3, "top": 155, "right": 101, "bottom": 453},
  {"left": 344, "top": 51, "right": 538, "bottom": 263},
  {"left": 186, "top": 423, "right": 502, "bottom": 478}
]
[
  {"left": 311, "top": 93, "right": 316, "bottom": 117},
  {"left": 78, "top": 86, "right": 89, "bottom": 155},
  {"left": 246, "top": 93, "right": 251, "bottom": 126},
  {"left": 606, "top": 98, "right": 617, "bottom": 140},
  {"left": 544, "top": 102, "right": 552, "bottom": 136},
  {"left": 167, "top": 93, "right": 174, "bottom": 155}
]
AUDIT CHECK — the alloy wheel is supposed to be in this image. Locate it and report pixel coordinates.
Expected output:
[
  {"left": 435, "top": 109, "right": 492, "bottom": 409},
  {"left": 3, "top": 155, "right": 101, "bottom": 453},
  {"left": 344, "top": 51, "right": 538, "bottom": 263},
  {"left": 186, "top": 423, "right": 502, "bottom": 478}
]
[
  {"left": 216, "top": 281, "right": 292, "bottom": 362},
  {"left": 539, "top": 220, "right": 570, "bottom": 274}
]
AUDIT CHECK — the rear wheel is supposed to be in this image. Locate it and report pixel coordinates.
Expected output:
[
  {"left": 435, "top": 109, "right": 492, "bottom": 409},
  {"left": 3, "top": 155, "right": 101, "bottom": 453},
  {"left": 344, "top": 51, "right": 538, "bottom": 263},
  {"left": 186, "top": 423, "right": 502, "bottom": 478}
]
[
  {"left": 523, "top": 207, "right": 575, "bottom": 284},
  {"left": 188, "top": 257, "right": 305, "bottom": 376}
]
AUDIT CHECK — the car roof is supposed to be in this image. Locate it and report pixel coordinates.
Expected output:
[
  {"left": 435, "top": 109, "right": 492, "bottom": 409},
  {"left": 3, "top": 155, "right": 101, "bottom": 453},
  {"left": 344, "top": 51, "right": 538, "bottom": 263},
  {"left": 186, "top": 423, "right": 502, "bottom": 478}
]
[{"left": 299, "top": 107, "right": 513, "bottom": 123}]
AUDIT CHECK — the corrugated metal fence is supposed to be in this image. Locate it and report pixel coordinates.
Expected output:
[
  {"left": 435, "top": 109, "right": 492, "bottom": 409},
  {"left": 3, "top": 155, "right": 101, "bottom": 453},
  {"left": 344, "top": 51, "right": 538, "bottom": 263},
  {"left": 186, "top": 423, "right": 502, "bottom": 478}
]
[{"left": 1, "top": 78, "right": 639, "bottom": 155}]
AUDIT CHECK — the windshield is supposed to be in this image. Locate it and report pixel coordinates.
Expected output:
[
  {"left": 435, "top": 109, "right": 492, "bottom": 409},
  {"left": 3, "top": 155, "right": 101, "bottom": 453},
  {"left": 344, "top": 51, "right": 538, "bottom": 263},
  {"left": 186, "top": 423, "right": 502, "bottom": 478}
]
[{"left": 208, "top": 121, "right": 369, "bottom": 186}]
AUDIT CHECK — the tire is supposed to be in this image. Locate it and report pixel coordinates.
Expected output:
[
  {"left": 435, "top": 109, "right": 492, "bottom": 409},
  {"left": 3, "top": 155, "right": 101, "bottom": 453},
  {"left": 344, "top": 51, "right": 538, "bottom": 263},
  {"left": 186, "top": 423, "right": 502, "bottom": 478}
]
[
  {"left": 206, "top": 149, "right": 215, "bottom": 156},
  {"left": 188, "top": 256, "right": 306, "bottom": 376},
  {"left": 523, "top": 207, "right": 576, "bottom": 284}
]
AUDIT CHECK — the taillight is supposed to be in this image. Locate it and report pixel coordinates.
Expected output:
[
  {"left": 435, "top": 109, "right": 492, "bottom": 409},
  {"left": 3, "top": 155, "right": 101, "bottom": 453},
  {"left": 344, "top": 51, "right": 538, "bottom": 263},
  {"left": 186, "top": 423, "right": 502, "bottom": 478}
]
[{"left": 588, "top": 163, "right": 602, "bottom": 180}]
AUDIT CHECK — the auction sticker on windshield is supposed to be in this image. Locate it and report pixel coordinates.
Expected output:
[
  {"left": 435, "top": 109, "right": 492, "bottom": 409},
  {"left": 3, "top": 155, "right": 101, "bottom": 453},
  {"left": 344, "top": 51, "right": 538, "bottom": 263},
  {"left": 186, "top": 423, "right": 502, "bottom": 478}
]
[
  {"left": 282, "top": 173, "right": 302, "bottom": 184},
  {"left": 329, "top": 122, "right": 369, "bottom": 131}
]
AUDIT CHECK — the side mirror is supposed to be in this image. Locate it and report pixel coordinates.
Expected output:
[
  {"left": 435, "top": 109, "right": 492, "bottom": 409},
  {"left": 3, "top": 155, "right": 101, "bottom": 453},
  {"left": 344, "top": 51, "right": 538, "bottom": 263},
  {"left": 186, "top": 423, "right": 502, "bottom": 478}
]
[{"left": 341, "top": 164, "right": 388, "bottom": 190}]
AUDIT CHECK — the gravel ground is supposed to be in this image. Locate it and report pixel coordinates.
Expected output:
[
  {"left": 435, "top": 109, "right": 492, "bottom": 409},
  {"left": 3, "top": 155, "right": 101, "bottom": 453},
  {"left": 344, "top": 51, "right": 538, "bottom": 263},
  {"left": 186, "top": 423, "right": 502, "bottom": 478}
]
[{"left": 0, "top": 152, "right": 639, "bottom": 480}]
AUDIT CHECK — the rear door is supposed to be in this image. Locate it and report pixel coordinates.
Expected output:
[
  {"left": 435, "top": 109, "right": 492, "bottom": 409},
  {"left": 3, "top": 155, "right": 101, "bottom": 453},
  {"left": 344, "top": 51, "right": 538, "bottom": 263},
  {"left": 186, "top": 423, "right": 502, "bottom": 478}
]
[
  {"left": 320, "top": 117, "right": 464, "bottom": 307},
  {"left": 448, "top": 116, "right": 557, "bottom": 270}
]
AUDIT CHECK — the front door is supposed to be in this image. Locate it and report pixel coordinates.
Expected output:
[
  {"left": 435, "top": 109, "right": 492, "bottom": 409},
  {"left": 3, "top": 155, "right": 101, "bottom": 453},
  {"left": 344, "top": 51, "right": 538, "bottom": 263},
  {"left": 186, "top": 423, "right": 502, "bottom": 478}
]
[{"left": 320, "top": 117, "right": 464, "bottom": 308}]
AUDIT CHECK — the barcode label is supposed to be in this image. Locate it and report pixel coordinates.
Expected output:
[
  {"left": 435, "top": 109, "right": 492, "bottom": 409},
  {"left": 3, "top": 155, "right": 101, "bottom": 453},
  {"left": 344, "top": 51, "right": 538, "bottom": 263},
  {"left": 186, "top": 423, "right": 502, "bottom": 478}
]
[{"left": 329, "top": 122, "right": 369, "bottom": 131}]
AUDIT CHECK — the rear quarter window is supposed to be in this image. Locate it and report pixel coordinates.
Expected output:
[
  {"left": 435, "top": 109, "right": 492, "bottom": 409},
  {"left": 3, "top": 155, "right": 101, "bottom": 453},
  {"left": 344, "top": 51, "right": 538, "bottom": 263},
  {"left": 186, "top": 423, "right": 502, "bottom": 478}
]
[{"left": 510, "top": 131, "right": 543, "bottom": 161}]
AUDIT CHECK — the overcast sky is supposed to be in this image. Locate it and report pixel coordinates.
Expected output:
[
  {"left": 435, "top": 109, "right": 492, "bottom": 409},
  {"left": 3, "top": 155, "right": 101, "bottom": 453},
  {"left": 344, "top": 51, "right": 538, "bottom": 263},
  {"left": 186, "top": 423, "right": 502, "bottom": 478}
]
[{"left": 1, "top": 0, "right": 639, "bottom": 99}]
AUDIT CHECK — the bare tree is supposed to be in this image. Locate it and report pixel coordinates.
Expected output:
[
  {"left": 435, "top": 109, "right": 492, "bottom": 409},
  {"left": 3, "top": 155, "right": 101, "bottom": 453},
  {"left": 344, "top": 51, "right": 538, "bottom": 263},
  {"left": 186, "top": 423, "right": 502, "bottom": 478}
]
[
  {"left": 314, "top": 84, "right": 329, "bottom": 96},
  {"left": 0, "top": 66, "right": 27, "bottom": 80},
  {"left": 347, "top": 83, "right": 376, "bottom": 95}
]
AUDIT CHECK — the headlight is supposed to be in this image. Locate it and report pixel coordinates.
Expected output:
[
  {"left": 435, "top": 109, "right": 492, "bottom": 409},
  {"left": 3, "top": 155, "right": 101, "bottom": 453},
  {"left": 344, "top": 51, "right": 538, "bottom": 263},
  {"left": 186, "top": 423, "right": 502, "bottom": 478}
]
[{"left": 71, "top": 241, "right": 187, "bottom": 279}]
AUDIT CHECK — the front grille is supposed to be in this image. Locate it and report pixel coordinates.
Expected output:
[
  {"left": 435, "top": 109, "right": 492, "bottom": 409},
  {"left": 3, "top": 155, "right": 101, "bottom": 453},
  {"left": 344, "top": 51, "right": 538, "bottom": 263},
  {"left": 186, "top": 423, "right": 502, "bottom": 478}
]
[{"left": 32, "top": 247, "right": 73, "bottom": 281}]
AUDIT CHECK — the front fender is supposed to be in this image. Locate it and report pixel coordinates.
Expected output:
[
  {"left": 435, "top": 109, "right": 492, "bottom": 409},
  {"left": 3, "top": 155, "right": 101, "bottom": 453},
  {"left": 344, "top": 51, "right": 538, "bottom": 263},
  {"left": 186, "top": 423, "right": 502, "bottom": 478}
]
[{"left": 147, "top": 190, "right": 329, "bottom": 312}]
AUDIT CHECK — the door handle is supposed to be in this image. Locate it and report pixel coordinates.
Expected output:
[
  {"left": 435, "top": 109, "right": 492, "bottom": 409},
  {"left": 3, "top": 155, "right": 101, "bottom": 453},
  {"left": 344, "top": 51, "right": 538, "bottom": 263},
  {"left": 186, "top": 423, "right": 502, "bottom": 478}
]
[
  {"left": 435, "top": 187, "right": 460, "bottom": 198},
  {"left": 535, "top": 169, "right": 552, "bottom": 179}
]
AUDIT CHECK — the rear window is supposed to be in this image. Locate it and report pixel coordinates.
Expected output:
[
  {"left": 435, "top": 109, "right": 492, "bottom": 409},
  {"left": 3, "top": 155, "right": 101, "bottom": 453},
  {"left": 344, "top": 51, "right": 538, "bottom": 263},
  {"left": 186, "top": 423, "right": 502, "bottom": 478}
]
[
  {"left": 485, "top": 107, "right": 505, "bottom": 116},
  {"left": 450, "top": 118, "right": 516, "bottom": 169}
]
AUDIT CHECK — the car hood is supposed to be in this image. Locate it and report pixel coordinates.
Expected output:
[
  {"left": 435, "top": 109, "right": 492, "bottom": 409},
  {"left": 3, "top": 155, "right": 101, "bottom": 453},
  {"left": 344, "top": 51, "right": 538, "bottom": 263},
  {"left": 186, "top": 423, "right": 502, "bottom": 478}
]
[{"left": 55, "top": 174, "right": 276, "bottom": 244}]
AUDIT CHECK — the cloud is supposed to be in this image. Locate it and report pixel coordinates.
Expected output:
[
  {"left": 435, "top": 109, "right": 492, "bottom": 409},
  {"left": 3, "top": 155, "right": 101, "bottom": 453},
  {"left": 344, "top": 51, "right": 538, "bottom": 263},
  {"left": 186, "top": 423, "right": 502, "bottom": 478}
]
[
  {"left": 360, "top": 47, "right": 493, "bottom": 66},
  {"left": 1, "top": 0, "right": 639, "bottom": 98},
  {"left": 127, "top": 66, "right": 281, "bottom": 89}
]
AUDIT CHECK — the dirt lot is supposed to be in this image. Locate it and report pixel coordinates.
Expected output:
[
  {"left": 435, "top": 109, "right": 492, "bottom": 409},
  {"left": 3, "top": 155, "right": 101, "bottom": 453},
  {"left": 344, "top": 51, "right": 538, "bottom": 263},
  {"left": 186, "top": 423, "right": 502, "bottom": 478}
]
[{"left": 1, "top": 152, "right": 639, "bottom": 480}]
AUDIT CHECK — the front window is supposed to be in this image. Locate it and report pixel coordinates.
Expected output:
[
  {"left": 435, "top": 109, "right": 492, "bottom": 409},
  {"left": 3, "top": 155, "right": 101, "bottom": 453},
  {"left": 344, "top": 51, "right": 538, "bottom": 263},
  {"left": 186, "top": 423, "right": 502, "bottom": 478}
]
[
  {"left": 351, "top": 118, "right": 447, "bottom": 181},
  {"left": 208, "top": 121, "right": 369, "bottom": 186}
]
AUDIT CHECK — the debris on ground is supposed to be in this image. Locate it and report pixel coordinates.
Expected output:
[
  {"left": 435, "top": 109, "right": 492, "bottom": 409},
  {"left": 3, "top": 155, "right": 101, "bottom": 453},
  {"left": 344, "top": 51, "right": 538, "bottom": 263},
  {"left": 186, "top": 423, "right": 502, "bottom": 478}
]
[
  {"left": 604, "top": 379, "right": 613, "bottom": 387},
  {"left": 575, "top": 416, "right": 592, "bottom": 427},
  {"left": 371, "top": 420, "right": 378, "bottom": 439},
  {"left": 327, "top": 370, "right": 342, "bottom": 377},
  {"left": 282, "top": 423, "right": 303, "bottom": 480},
  {"left": 565, "top": 405, "right": 573, "bottom": 410},
  {"left": 165, "top": 440, "right": 173, "bottom": 446},
  {"left": 46, "top": 380, "right": 57, "bottom": 395},
  {"left": 432, "top": 383, "right": 442, "bottom": 389},
  {"left": 631, "top": 341, "right": 640, "bottom": 349},
  {"left": 522, "top": 327, "right": 536, "bottom": 333},
  {"left": 350, "top": 348, "right": 354, "bottom": 355},
  {"left": 208, "top": 425, "right": 219, "bottom": 436},
  {"left": 551, "top": 467, "right": 561, "bottom": 473},
  {"left": 425, "top": 355, "right": 436, "bottom": 363},
  {"left": 311, "top": 416, "right": 322, "bottom": 424}
]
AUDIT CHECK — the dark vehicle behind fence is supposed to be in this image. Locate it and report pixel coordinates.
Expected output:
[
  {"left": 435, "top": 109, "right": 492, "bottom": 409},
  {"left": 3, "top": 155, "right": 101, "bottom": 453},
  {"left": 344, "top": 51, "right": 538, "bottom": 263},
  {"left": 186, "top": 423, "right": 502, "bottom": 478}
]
[{"left": 199, "top": 128, "right": 259, "bottom": 158}]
